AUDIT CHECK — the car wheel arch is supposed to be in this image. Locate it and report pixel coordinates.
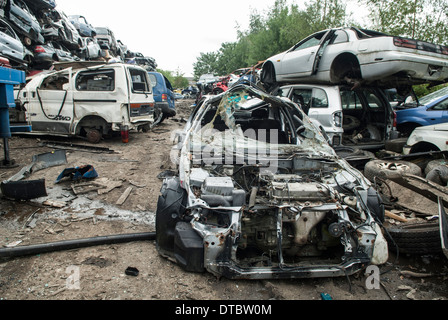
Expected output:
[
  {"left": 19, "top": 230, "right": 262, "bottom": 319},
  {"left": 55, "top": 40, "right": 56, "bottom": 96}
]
[
  {"left": 75, "top": 115, "right": 109, "bottom": 136},
  {"left": 330, "top": 52, "right": 361, "bottom": 83},
  {"left": 260, "top": 61, "right": 277, "bottom": 91},
  {"left": 397, "top": 122, "right": 421, "bottom": 136},
  {"left": 409, "top": 141, "right": 441, "bottom": 154}
]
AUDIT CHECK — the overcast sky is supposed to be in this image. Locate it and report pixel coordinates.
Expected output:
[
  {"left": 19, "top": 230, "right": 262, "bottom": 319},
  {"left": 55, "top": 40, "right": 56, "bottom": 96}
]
[{"left": 56, "top": 0, "right": 359, "bottom": 77}]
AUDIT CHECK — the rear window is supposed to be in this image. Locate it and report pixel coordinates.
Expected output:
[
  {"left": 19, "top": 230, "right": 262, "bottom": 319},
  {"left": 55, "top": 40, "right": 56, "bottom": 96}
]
[
  {"left": 76, "top": 69, "right": 115, "bottom": 91},
  {"left": 148, "top": 74, "right": 158, "bottom": 87},
  {"left": 129, "top": 68, "right": 150, "bottom": 93}
]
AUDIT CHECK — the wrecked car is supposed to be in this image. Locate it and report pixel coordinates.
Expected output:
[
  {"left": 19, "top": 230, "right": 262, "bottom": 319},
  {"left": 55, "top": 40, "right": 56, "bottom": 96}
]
[
  {"left": 77, "top": 37, "right": 102, "bottom": 61},
  {"left": 13, "top": 62, "right": 155, "bottom": 143},
  {"left": 155, "top": 84, "right": 388, "bottom": 279},
  {"left": 3, "top": 0, "right": 45, "bottom": 45},
  {"left": 261, "top": 27, "right": 448, "bottom": 90},
  {"left": 39, "top": 9, "right": 82, "bottom": 51},
  {"left": 95, "top": 27, "right": 118, "bottom": 56},
  {"left": 0, "top": 17, "right": 32, "bottom": 69},
  {"left": 31, "top": 41, "right": 80, "bottom": 69},
  {"left": 403, "top": 122, "right": 448, "bottom": 155},
  {"left": 68, "top": 15, "right": 96, "bottom": 38},
  {"left": 148, "top": 71, "right": 176, "bottom": 121},
  {"left": 277, "top": 83, "right": 398, "bottom": 150},
  {"left": 395, "top": 86, "right": 448, "bottom": 136}
]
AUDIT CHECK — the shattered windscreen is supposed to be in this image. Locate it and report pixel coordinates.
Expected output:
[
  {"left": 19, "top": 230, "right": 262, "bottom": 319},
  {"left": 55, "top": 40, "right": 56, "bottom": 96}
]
[{"left": 188, "top": 85, "right": 336, "bottom": 161}]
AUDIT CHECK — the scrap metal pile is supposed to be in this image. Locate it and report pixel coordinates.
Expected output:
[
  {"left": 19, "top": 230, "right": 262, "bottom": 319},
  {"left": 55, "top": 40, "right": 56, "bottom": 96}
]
[{"left": 0, "top": 0, "right": 157, "bottom": 74}]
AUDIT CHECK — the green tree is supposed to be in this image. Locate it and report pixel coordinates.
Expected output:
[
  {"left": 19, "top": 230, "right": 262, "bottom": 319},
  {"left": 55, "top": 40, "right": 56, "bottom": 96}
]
[
  {"left": 193, "top": 52, "right": 219, "bottom": 80},
  {"left": 362, "top": 0, "right": 448, "bottom": 44},
  {"left": 157, "top": 68, "right": 189, "bottom": 89},
  {"left": 192, "top": 0, "right": 351, "bottom": 77}
]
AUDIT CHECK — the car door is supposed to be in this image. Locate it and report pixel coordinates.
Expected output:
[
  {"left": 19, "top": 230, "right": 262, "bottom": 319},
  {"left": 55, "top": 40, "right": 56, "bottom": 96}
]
[
  {"left": 427, "top": 97, "right": 448, "bottom": 125},
  {"left": 28, "top": 68, "right": 74, "bottom": 134},
  {"left": 0, "top": 18, "right": 23, "bottom": 61},
  {"left": 279, "top": 29, "right": 334, "bottom": 77}
]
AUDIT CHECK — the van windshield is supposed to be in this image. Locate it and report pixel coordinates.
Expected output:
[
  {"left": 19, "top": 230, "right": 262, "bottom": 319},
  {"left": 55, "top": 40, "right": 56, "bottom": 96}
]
[{"left": 129, "top": 68, "right": 151, "bottom": 93}]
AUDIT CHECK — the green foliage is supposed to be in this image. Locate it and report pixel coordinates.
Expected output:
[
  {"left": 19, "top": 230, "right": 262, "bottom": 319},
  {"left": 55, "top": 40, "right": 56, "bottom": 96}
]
[
  {"left": 413, "top": 83, "right": 448, "bottom": 98},
  {"left": 192, "top": 0, "right": 448, "bottom": 79},
  {"left": 362, "top": 0, "right": 448, "bottom": 44},
  {"left": 156, "top": 68, "right": 189, "bottom": 89},
  {"left": 193, "top": 0, "right": 349, "bottom": 79}
]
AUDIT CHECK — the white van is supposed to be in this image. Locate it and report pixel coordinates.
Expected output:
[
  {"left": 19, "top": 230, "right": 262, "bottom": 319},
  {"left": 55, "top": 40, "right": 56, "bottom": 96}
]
[{"left": 13, "top": 62, "right": 155, "bottom": 143}]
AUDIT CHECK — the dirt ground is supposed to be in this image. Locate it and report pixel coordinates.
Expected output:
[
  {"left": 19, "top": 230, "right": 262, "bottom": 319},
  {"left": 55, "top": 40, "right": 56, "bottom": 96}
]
[{"left": 0, "top": 99, "right": 447, "bottom": 304}]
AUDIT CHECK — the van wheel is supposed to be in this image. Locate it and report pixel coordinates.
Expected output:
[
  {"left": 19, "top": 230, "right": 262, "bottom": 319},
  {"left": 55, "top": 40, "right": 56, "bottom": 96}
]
[{"left": 86, "top": 129, "right": 102, "bottom": 144}]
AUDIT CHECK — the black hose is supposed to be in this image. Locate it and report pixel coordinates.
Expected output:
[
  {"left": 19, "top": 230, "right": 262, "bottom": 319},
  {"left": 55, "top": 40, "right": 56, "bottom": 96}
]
[{"left": 0, "top": 232, "right": 156, "bottom": 258}]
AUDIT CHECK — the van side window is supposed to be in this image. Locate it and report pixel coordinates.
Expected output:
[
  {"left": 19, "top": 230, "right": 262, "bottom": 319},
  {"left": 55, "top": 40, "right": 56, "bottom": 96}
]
[
  {"left": 40, "top": 74, "right": 69, "bottom": 91},
  {"left": 76, "top": 69, "right": 115, "bottom": 91},
  {"left": 130, "top": 69, "right": 150, "bottom": 93}
]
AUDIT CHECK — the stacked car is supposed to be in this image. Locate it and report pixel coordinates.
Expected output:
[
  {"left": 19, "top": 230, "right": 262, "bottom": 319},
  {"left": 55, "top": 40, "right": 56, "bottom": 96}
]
[{"left": 0, "top": 0, "right": 157, "bottom": 73}]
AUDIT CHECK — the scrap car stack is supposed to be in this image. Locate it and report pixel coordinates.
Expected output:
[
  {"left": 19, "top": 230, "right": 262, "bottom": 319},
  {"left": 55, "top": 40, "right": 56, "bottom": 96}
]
[{"left": 0, "top": 0, "right": 157, "bottom": 73}]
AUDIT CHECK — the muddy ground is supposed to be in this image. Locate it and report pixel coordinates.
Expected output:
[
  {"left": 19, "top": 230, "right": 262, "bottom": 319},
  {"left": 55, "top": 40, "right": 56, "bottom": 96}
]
[{"left": 0, "top": 99, "right": 447, "bottom": 305}]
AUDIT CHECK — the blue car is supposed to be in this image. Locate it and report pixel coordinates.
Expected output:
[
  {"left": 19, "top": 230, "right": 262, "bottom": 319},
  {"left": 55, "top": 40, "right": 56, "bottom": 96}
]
[
  {"left": 147, "top": 71, "right": 176, "bottom": 121},
  {"left": 395, "top": 86, "right": 448, "bottom": 136}
]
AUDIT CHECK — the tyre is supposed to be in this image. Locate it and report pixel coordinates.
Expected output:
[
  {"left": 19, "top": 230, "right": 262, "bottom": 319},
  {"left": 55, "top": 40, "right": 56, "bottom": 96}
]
[
  {"left": 426, "top": 165, "right": 448, "bottom": 186},
  {"left": 424, "top": 159, "right": 448, "bottom": 175},
  {"left": 85, "top": 128, "right": 102, "bottom": 144},
  {"left": 385, "top": 221, "right": 442, "bottom": 254},
  {"left": 385, "top": 138, "right": 408, "bottom": 153},
  {"left": 363, "top": 159, "right": 422, "bottom": 182}
]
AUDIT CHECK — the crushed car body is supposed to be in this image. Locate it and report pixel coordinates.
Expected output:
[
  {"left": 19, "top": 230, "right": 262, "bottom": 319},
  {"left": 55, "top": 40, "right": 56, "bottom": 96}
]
[{"left": 155, "top": 84, "right": 388, "bottom": 279}]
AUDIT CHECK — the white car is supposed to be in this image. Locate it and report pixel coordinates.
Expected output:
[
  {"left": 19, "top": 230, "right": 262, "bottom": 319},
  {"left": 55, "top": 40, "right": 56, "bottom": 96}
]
[
  {"left": 155, "top": 84, "right": 388, "bottom": 279},
  {"left": 403, "top": 122, "right": 448, "bottom": 154},
  {"left": 261, "top": 27, "right": 448, "bottom": 89}
]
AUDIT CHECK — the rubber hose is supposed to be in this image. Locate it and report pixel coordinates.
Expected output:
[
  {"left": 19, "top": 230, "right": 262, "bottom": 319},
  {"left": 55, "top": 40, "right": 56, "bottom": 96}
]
[{"left": 0, "top": 232, "right": 156, "bottom": 258}]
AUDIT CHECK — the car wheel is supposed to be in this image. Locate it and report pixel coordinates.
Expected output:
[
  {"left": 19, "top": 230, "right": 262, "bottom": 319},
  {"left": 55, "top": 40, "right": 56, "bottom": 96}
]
[
  {"left": 425, "top": 159, "right": 448, "bottom": 175},
  {"left": 363, "top": 159, "right": 422, "bottom": 182},
  {"left": 23, "top": 36, "right": 32, "bottom": 47},
  {"left": 385, "top": 221, "right": 442, "bottom": 254},
  {"left": 85, "top": 128, "right": 102, "bottom": 144}
]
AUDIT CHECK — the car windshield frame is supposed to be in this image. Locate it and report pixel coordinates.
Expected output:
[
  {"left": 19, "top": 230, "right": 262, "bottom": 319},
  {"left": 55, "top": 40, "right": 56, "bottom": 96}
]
[{"left": 187, "top": 85, "right": 336, "bottom": 159}]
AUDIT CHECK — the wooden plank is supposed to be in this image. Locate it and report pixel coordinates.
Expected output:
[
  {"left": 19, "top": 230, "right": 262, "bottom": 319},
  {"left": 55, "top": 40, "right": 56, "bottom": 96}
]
[{"left": 116, "top": 186, "right": 133, "bottom": 205}]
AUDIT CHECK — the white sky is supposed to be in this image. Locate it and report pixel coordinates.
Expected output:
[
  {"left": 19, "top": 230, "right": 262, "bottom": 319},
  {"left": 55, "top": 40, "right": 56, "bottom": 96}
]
[{"left": 55, "top": 0, "right": 360, "bottom": 77}]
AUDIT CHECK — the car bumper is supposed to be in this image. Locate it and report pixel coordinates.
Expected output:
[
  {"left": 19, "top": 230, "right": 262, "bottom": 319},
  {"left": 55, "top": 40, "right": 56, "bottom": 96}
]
[
  {"left": 359, "top": 51, "right": 448, "bottom": 82},
  {"left": 155, "top": 101, "right": 176, "bottom": 117}
]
